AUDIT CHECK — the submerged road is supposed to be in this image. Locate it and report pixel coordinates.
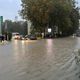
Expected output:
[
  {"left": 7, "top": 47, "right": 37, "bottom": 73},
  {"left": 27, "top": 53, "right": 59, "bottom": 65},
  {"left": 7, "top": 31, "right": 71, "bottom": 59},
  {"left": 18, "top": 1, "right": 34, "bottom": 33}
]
[{"left": 0, "top": 37, "right": 80, "bottom": 80}]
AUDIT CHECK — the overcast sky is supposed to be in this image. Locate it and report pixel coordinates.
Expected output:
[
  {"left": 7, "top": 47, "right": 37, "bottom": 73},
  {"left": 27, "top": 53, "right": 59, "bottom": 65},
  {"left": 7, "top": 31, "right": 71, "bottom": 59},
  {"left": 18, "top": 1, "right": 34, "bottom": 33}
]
[
  {"left": 77, "top": 0, "right": 80, "bottom": 7},
  {"left": 0, "top": 0, "right": 21, "bottom": 21},
  {"left": 0, "top": 0, "right": 80, "bottom": 21}
]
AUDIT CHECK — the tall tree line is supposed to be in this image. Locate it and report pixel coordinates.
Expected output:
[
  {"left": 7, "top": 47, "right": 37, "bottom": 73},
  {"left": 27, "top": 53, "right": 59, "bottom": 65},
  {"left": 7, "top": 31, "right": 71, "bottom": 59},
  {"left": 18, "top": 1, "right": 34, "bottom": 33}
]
[
  {"left": 20, "top": 0, "right": 79, "bottom": 37},
  {"left": 2, "top": 20, "right": 28, "bottom": 35}
]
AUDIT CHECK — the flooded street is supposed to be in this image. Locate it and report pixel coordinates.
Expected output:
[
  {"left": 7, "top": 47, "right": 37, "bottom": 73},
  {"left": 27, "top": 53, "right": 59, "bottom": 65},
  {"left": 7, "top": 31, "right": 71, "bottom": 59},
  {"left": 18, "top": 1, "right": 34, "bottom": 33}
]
[{"left": 0, "top": 37, "right": 80, "bottom": 80}]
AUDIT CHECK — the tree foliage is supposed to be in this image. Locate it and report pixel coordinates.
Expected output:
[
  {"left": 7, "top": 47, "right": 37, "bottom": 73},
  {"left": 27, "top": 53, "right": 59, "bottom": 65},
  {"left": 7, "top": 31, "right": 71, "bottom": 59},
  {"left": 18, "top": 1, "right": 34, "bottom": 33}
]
[
  {"left": 2, "top": 20, "right": 28, "bottom": 35},
  {"left": 20, "top": 0, "right": 79, "bottom": 37}
]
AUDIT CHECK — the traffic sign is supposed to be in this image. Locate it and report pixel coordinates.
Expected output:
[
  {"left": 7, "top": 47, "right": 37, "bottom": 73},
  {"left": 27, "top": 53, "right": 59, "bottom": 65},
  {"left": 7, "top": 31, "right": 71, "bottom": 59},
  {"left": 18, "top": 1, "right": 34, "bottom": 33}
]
[{"left": 0, "top": 16, "right": 3, "bottom": 34}]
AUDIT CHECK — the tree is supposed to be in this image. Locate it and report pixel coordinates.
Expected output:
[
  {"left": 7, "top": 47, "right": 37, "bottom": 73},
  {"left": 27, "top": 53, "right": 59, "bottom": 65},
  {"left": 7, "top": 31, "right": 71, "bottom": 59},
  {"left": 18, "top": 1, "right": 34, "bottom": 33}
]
[
  {"left": 2, "top": 20, "right": 28, "bottom": 35},
  {"left": 20, "top": 0, "right": 52, "bottom": 33},
  {"left": 20, "top": 0, "right": 79, "bottom": 37},
  {"left": 2, "top": 20, "right": 13, "bottom": 34}
]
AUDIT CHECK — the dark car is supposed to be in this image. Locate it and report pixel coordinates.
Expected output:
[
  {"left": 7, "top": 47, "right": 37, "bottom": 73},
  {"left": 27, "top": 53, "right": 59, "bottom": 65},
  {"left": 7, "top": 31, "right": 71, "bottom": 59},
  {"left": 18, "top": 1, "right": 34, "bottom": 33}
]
[
  {"left": 25, "top": 35, "right": 37, "bottom": 40},
  {"left": 76, "top": 33, "right": 80, "bottom": 37},
  {"left": 0, "top": 35, "right": 5, "bottom": 42}
]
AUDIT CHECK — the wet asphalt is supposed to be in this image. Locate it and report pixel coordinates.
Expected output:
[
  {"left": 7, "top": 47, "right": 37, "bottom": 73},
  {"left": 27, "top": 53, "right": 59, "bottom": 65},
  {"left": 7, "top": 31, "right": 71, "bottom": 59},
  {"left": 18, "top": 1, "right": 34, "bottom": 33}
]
[{"left": 0, "top": 37, "right": 80, "bottom": 80}]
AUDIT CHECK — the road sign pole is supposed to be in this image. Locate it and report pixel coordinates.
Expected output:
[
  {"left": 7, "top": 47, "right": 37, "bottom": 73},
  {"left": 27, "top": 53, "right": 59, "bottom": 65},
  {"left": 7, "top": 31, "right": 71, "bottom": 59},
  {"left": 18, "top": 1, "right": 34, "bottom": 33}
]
[{"left": 0, "top": 16, "right": 3, "bottom": 35}]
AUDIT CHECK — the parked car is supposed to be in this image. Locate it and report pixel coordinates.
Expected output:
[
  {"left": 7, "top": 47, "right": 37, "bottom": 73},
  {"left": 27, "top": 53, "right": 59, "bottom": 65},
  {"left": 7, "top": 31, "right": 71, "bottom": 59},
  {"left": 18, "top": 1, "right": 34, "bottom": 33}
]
[
  {"left": 0, "top": 35, "right": 5, "bottom": 42},
  {"left": 13, "top": 34, "right": 21, "bottom": 40},
  {"left": 74, "top": 49, "right": 80, "bottom": 64},
  {"left": 19, "top": 35, "right": 26, "bottom": 40},
  {"left": 76, "top": 33, "right": 80, "bottom": 37},
  {"left": 25, "top": 34, "right": 37, "bottom": 40},
  {"left": 24, "top": 35, "right": 28, "bottom": 40},
  {"left": 12, "top": 33, "right": 20, "bottom": 40}
]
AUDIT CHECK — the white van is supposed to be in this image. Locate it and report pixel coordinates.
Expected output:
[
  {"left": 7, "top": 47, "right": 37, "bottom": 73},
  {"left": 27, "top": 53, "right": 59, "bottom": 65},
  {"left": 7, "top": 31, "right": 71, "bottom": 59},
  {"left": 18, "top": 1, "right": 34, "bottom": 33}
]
[{"left": 12, "top": 32, "right": 21, "bottom": 40}]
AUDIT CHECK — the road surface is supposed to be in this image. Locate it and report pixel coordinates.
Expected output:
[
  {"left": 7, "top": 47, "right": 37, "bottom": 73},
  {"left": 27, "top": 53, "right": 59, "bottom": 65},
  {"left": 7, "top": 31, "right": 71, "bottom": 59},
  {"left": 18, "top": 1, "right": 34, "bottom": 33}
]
[{"left": 0, "top": 37, "right": 80, "bottom": 80}]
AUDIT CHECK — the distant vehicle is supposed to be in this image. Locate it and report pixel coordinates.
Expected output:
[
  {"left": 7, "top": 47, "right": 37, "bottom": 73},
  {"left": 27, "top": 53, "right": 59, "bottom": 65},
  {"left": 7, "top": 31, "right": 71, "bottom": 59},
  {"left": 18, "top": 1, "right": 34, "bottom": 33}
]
[
  {"left": 25, "top": 34, "right": 37, "bottom": 40},
  {"left": 12, "top": 32, "right": 19, "bottom": 36},
  {"left": 0, "top": 35, "right": 5, "bottom": 42},
  {"left": 74, "top": 49, "right": 80, "bottom": 64},
  {"left": 76, "top": 33, "right": 80, "bottom": 37},
  {"left": 19, "top": 35, "right": 26, "bottom": 40},
  {"left": 25, "top": 35, "right": 29, "bottom": 40},
  {"left": 12, "top": 33, "right": 21, "bottom": 40}
]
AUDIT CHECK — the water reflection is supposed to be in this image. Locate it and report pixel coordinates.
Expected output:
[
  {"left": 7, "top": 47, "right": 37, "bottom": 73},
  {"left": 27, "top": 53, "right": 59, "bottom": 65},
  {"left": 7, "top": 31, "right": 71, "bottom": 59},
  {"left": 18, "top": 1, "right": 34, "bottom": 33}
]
[
  {"left": 21, "top": 40, "right": 26, "bottom": 54},
  {"left": 12, "top": 40, "right": 21, "bottom": 61}
]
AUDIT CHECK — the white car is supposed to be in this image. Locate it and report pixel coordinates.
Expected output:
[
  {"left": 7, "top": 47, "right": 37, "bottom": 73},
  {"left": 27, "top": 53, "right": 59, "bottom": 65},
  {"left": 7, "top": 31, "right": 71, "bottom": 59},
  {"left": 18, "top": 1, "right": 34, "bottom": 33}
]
[
  {"left": 74, "top": 49, "right": 80, "bottom": 64},
  {"left": 12, "top": 34, "right": 21, "bottom": 40}
]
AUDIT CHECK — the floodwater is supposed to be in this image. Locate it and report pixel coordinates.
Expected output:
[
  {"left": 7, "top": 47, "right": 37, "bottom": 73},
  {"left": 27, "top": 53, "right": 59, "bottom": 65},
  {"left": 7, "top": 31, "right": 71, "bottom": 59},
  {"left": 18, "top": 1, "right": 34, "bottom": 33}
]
[{"left": 0, "top": 37, "right": 80, "bottom": 80}]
